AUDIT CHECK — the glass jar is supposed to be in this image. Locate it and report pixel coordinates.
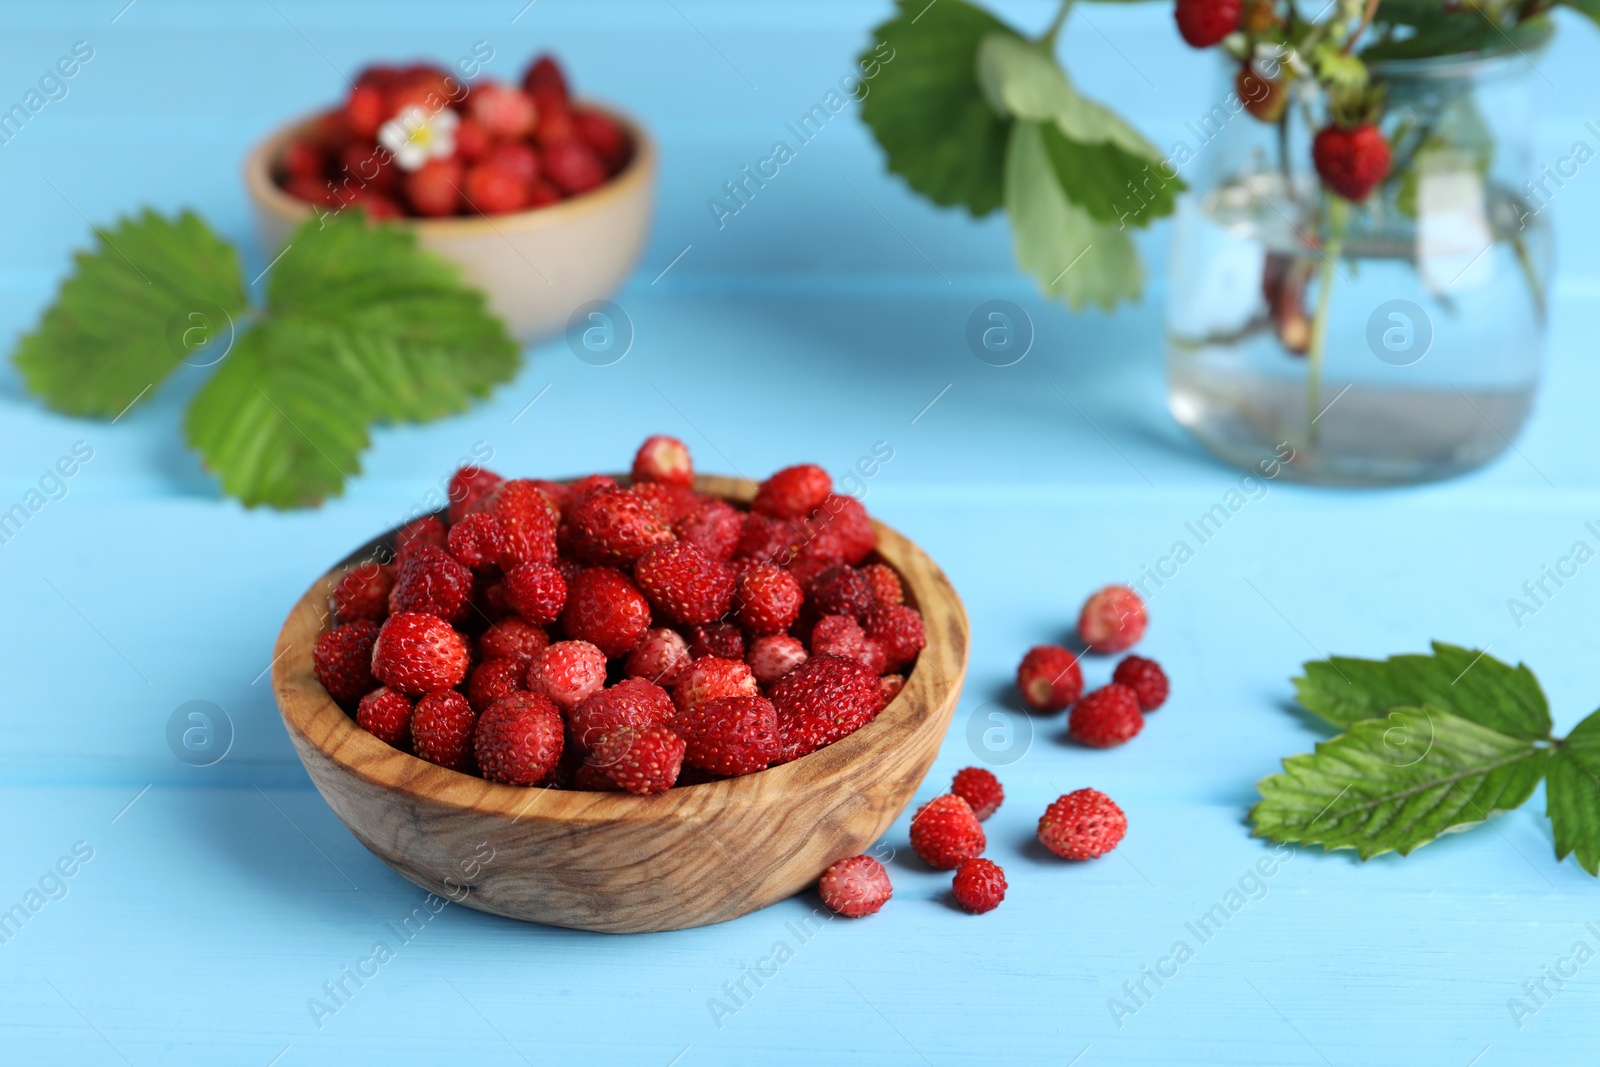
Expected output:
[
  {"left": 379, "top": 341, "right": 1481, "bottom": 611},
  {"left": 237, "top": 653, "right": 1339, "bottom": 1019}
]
[{"left": 1165, "top": 36, "right": 1553, "bottom": 484}]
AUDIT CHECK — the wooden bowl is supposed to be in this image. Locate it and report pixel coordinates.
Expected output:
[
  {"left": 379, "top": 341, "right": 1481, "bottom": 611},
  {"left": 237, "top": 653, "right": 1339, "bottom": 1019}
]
[
  {"left": 242, "top": 104, "right": 656, "bottom": 344},
  {"left": 271, "top": 476, "right": 969, "bottom": 933}
]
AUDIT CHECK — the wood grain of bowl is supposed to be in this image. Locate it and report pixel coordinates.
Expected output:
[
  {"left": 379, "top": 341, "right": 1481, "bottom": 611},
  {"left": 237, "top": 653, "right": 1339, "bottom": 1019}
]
[
  {"left": 242, "top": 104, "right": 656, "bottom": 344},
  {"left": 271, "top": 475, "right": 968, "bottom": 933}
]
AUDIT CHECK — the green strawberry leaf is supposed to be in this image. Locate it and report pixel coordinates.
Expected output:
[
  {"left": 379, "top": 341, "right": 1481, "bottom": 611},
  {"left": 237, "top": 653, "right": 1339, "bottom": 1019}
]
[
  {"left": 976, "top": 33, "right": 1160, "bottom": 160},
  {"left": 1548, "top": 707, "right": 1600, "bottom": 875},
  {"left": 1293, "top": 642, "right": 1551, "bottom": 740},
  {"left": 13, "top": 209, "right": 248, "bottom": 417},
  {"left": 858, "top": 0, "right": 1018, "bottom": 217},
  {"left": 1252, "top": 705, "right": 1548, "bottom": 859},
  {"left": 1040, "top": 123, "right": 1179, "bottom": 228},
  {"left": 1004, "top": 121, "right": 1143, "bottom": 310}
]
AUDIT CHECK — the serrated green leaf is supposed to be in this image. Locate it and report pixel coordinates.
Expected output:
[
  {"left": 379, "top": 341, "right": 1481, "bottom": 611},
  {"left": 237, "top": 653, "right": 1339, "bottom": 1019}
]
[
  {"left": 1252, "top": 705, "right": 1548, "bottom": 859},
  {"left": 1293, "top": 642, "right": 1551, "bottom": 739},
  {"left": 1549, "top": 708, "right": 1600, "bottom": 875},
  {"left": 977, "top": 33, "right": 1159, "bottom": 160},
  {"left": 1040, "top": 123, "right": 1180, "bottom": 227},
  {"left": 858, "top": 0, "right": 1017, "bottom": 216},
  {"left": 1004, "top": 121, "right": 1142, "bottom": 311},
  {"left": 13, "top": 209, "right": 247, "bottom": 417}
]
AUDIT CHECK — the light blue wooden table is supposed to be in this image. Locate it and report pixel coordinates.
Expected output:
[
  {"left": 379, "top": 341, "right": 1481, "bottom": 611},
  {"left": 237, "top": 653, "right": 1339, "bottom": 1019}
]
[{"left": 4, "top": 2, "right": 1600, "bottom": 1063}]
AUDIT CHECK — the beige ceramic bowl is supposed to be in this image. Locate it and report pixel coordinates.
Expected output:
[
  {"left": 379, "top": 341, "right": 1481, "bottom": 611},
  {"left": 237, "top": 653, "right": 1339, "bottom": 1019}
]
[{"left": 242, "top": 105, "right": 656, "bottom": 343}]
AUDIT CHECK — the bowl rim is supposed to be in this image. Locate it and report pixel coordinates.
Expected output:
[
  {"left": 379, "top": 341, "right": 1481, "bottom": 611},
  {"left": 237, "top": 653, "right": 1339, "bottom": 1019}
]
[
  {"left": 242, "top": 100, "right": 658, "bottom": 238},
  {"left": 272, "top": 474, "right": 969, "bottom": 827}
]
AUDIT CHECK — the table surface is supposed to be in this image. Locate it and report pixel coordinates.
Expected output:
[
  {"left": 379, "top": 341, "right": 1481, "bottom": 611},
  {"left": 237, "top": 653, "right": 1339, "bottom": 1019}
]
[{"left": 5, "top": 2, "right": 1600, "bottom": 1064}]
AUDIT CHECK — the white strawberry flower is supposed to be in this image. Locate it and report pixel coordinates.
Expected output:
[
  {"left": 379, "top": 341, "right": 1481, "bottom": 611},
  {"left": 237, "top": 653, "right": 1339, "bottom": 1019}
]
[{"left": 378, "top": 105, "right": 459, "bottom": 171}]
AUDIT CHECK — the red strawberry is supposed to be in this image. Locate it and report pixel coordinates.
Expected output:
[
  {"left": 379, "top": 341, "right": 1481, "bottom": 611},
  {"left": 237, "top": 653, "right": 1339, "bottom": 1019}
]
[
  {"left": 446, "top": 512, "right": 510, "bottom": 572},
  {"left": 672, "top": 657, "right": 759, "bottom": 716},
  {"left": 1078, "top": 584, "right": 1147, "bottom": 653},
  {"left": 952, "top": 858, "right": 1006, "bottom": 914},
  {"left": 809, "top": 615, "right": 887, "bottom": 675},
  {"left": 344, "top": 83, "right": 388, "bottom": 139},
  {"left": 818, "top": 855, "right": 892, "bottom": 918},
  {"left": 312, "top": 620, "right": 380, "bottom": 706},
  {"left": 633, "top": 541, "right": 734, "bottom": 625},
  {"left": 474, "top": 692, "right": 565, "bottom": 785},
  {"left": 483, "top": 479, "right": 559, "bottom": 567},
  {"left": 734, "top": 512, "right": 803, "bottom": 566},
  {"left": 951, "top": 767, "right": 1004, "bottom": 821},
  {"left": 389, "top": 544, "right": 474, "bottom": 623},
  {"left": 571, "top": 759, "right": 622, "bottom": 792},
  {"left": 860, "top": 563, "right": 903, "bottom": 608},
  {"left": 863, "top": 604, "right": 924, "bottom": 672},
  {"left": 686, "top": 621, "right": 744, "bottom": 662},
  {"left": 447, "top": 465, "right": 504, "bottom": 524},
  {"left": 674, "top": 695, "right": 780, "bottom": 776},
  {"left": 1174, "top": 0, "right": 1241, "bottom": 48},
  {"left": 746, "top": 634, "right": 807, "bottom": 685},
  {"left": 593, "top": 725, "right": 684, "bottom": 794},
  {"left": 338, "top": 143, "right": 399, "bottom": 194},
  {"left": 467, "top": 657, "right": 527, "bottom": 714},
  {"left": 412, "top": 690, "right": 477, "bottom": 772},
  {"left": 879, "top": 673, "right": 905, "bottom": 702},
  {"left": 734, "top": 563, "right": 803, "bottom": 635},
  {"left": 1113, "top": 655, "right": 1170, "bottom": 712},
  {"left": 468, "top": 81, "right": 535, "bottom": 137},
  {"left": 567, "top": 487, "right": 675, "bottom": 567},
  {"left": 1016, "top": 645, "right": 1083, "bottom": 712},
  {"left": 909, "top": 794, "right": 986, "bottom": 870},
  {"left": 560, "top": 566, "right": 652, "bottom": 657},
  {"left": 525, "top": 640, "right": 607, "bottom": 711},
  {"left": 674, "top": 499, "right": 744, "bottom": 562},
  {"left": 522, "top": 54, "right": 570, "bottom": 106},
  {"left": 1069, "top": 684, "right": 1145, "bottom": 748},
  {"left": 574, "top": 107, "right": 630, "bottom": 170},
  {"left": 624, "top": 627, "right": 693, "bottom": 687},
  {"left": 1312, "top": 123, "right": 1392, "bottom": 202},
  {"left": 403, "top": 158, "right": 464, "bottom": 217},
  {"left": 809, "top": 565, "right": 874, "bottom": 621},
  {"left": 631, "top": 434, "right": 694, "bottom": 488},
  {"left": 463, "top": 162, "right": 529, "bottom": 215},
  {"left": 526, "top": 179, "right": 562, "bottom": 208},
  {"left": 453, "top": 116, "right": 492, "bottom": 162},
  {"left": 484, "top": 140, "right": 540, "bottom": 185},
  {"left": 794, "top": 494, "right": 874, "bottom": 567},
  {"left": 332, "top": 563, "right": 393, "bottom": 625},
  {"left": 356, "top": 686, "right": 414, "bottom": 750},
  {"left": 1038, "top": 788, "right": 1127, "bottom": 860},
  {"left": 543, "top": 139, "right": 608, "bottom": 195},
  {"left": 393, "top": 515, "right": 447, "bottom": 566},
  {"left": 280, "top": 138, "right": 326, "bottom": 182},
  {"left": 568, "top": 677, "right": 675, "bottom": 756},
  {"left": 476, "top": 617, "right": 549, "bottom": 665},
  {"left": 753, "top": 464, "right": 832, "bottom": 519},
  {"left": 503, "top": 562, "right": 567, "bottom": 626},
  {"left": 769, "top": 654, "right": 886, "bottom": 763},
  {"left": 371, "top": 612, "right": 470, "bottom": 695}
]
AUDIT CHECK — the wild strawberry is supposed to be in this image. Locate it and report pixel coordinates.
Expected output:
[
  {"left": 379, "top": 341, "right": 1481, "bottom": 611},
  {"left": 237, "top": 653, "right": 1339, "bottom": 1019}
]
[
  {"left": 1175, "top": 0, "right": 1241, "bottom": 48},
  {"left": 571, "top": 759, "right": 622, "bottom": 792},
  {"left": 951, "top": 767, "right": 1004, "bottom": 821},
  {"left": 475, "top": 692, "right": 565, "bottom": 785},
  {"left": 344, "top": 83, "right": 388, "bottom": 139},
  {"left": 809, "top": 615, "right": 887, "bottom": 674},
  {"left": 574, "top": 107, "right": 630, "bottom": 170},
  {"left": 568, "top": 678, "right": 675, "bottom": 755},
  {"left": 674, "top": 499, "right": 744, "bottom": 562},
  {"left": 526, "top": 179, "right": 562, "bottom": 207},
  {"left": 347, "top": 189, "right": 404, "bottom": 220},
  {"left": 686, "top": 621, "right": 744, "bottom": 662},
  {"left": 560, "top": 567, "right": 652, "bottom": 657},
  {"left": 503, "top": 562, "right": 567, "bottom": 626},
  {"left": 567, "top": 487, "right": 675, "bottom": 567},
  {"left": 484, "top": 479, "right": 559, "bottom": 567},
  {"left": 632, "top": 482, "right": 702, "bottom": 525},
  {"left": 625, "top": 627, "right": 693, "bottom": 687},
  {"left": 633, "top": 541, "right": 734, "bottom": 625},
  {"left": 1069, "top": 684, "right": 1145, "bottom": 748},
  {"left": 389, "top": 544, "right": 474, "bottom": 623},
  {"left": 313, "top": 620, "right": 380, "bottom": 706},
  {"left": 952, "top": 858, "right": 1007, "bottom": 914},
  {"left": 522, "top": 54, "right": 570, "bottom": 105},
  {"left": 477, "top": 617, "right": 548, "bottom": 664},
  {"left": 468, "top": 81, "right": 535, "bottom": 137},
  {"left": 864, "top": 604, "right": 924, "bottom": 672},
  {"left": 734, "top": 512, "right": 802, "bottom": 565},
  {"left": 371, "top": 612, "right": 470, "bottom": 695},
  {"left": 909, "top": 794, "right": 986, "bottom": 870},
  {"left": 525, "top": 640, "right": 607, "bottom": 711},
  {"left": 543, "top": 139, "right": 608, "bottom": 195},
  {"left": 746, "top": 634, "right": 808, "bottom": 685},
  {"left": 809, "top": 566, "right": 873, "bottom": 621},
  {"left": 356, "top": 686, "right": 414, "bottom": 750},
  {"left": 1312, "top": 123, "right": 1392, "bottom": 202},
  {"left": 446, "top": 512, "right": 510, "bottom": 572},
  {"left": 1016, "top": 645, "right": 1083, "bottom": 712},
  {"left": 463, "top": 162, "right": 529, "bottom": 215},
  {"left": 631, "top": 434, "right": 694, "bottom": 488},
  {"left": 731, "top": 564, "right": 802, "bottom": 635},
  {"left": 338, "top": 142, "right": 399, "bottom": 194},
  {"left": 593, "top": 725, "right": 684, "bottom": 794},
  {"left": 1079, "top": 585, "right": 1147, "bottom": 653},
  {"left": 533, "top": 104, "right": 575, "bottom": 148},
  {"left": 1112, "top": 655, "right": 1170, "bottom": 712},
  {"left": 403, "top": 158, "right": 464, "bottom": 217},
  {"left": 818, "top": 855, "right": 892, "bottom": 918},
  {"left": 484, "top": 140, "right": 540, "bottom": 185},
  {"left": 393, "top": 514, "right": 447, "bottom": 566},
  {"left": 412, "top": 690, "right": 477, "bottom": 773},
  {"left": 453, "top": 115, "right": 491, "bottom": 162},
  {"left": 860, "top": 562, "right": 903, "bottom": 607},
  {"left": 332, "top": 563, "right": 393, "bottom": 625},
  {"left": 467, "top": 657, "right": 527, "bottom": 713},
  {"left": 753, "top": 464, "right": 832, "bottom": 519},
  {"left": 795, "top": 494, "right": 874, "bottom": 567},
  {"left": 447, "top": 465, "right": 503, "bottom": 524},
  {"left": 769, "top": 654, "right": 886, "bottom": 763},
  {"left": 1237, "top": 65, "right": 1288, "bottom": 123},
  {"left": 567, "top": 473, "right": 618, "bottom": 505},
  {"left": 879, "top": 674, "right": 905, "bottom": 701},
  {"left": 674, "top": 695, "right": 780, "bottom": 776},
  {"left": 672, "top": 656, "right": 759, "bottom": 716},
  {"left": 280, "top": 138, "right": 326, "bottom": 182},
  {"left": 1038, "top": 788, "right": 1127, "bottom": 860}
]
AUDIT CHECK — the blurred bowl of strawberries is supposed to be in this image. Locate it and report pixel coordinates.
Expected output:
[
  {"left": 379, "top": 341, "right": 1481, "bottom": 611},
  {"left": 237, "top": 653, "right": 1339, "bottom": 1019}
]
[{"left": 243, "top": 54, "right": 655, "bottom": 342}]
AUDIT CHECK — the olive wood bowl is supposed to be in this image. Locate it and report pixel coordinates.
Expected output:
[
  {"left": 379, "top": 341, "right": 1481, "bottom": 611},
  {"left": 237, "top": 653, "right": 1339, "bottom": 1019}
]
[{"left": 271, "top": 475, "right": 968, "bottom": 933}]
